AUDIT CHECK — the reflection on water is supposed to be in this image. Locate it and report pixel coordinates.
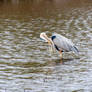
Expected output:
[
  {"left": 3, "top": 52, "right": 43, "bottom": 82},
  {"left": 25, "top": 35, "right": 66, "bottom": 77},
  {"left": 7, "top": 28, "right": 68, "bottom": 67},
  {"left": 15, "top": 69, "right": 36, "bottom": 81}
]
[{"left": 0, "top": 0, "right": 92, "bottom": 92}]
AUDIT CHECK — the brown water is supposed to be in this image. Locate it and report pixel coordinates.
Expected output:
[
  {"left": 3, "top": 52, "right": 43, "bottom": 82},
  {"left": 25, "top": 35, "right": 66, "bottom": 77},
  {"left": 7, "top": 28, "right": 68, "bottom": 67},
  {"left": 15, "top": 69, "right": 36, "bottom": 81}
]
[{"left": 0, "top": 0, "right": 92, "bottom": 92}]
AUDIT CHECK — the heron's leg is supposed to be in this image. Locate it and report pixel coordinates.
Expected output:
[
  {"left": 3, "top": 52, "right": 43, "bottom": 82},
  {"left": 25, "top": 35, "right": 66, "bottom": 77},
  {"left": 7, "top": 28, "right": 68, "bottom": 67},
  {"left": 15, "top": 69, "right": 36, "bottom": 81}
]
[{"left": 59, "top": 50, "right": 63, "bottom": 59}]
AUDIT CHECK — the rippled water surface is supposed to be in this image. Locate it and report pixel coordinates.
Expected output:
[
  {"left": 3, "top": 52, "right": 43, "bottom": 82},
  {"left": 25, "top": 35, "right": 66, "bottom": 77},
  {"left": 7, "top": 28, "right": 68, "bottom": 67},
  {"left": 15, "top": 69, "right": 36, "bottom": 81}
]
[{"left": 0, "top": 0, "right": 92, "bottom": 92}]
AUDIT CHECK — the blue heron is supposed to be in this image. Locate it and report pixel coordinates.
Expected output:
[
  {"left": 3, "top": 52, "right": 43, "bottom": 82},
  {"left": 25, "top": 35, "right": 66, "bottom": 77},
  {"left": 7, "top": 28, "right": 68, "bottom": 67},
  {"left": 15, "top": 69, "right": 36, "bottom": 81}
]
[{"left": 40, "top": 32, "right": 79, "bottom": 58}]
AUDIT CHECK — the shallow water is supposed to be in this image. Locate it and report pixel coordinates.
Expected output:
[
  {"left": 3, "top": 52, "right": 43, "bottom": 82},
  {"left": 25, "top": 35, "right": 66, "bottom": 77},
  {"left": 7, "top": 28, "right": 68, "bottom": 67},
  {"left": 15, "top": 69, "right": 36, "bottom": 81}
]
[{"left": 0, "top": 0, "right": 92, "bottom": 92}]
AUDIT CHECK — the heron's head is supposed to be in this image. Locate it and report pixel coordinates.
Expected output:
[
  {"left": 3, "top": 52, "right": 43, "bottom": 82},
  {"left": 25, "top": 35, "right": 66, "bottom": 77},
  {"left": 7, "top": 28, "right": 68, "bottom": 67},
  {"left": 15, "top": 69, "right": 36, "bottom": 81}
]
[
  {"left": 40, "top": 32, "right": 52, "bottom": 44},
  {"left": 40, "top": 32, "right": 55, "bottom": 53}
]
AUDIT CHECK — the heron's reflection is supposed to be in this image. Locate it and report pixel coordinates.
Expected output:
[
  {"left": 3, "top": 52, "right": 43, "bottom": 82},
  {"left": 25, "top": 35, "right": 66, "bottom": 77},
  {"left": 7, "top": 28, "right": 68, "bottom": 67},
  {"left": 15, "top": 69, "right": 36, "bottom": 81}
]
[{"left": 47, "top": 57, "right": 80, "bottom": 66}]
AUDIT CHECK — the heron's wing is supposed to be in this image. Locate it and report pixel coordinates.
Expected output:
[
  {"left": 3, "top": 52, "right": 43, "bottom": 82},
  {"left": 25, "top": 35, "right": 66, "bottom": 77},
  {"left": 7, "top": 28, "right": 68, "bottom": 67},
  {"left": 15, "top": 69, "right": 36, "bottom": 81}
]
[{"left": 52, "top": 33, "right": 78, "bottom": 53}]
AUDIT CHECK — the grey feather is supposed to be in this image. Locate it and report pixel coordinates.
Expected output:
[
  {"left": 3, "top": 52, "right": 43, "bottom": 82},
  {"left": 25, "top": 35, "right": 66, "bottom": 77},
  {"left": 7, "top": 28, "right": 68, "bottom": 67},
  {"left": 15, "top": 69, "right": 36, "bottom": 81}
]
[
  {"left": 71, "top": 46, "right": 79, "bottom": 54},
  {"left": 52, "top": 33, "right": 78, "bottom": 54}
]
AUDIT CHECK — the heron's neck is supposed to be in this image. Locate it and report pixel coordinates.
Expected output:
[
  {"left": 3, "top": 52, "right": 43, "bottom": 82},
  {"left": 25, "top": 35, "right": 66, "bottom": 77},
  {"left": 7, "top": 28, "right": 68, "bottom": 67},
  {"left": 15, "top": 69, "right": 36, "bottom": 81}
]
[{"left": 43, "top": 35, "right": 51, "bottom": 42}]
